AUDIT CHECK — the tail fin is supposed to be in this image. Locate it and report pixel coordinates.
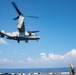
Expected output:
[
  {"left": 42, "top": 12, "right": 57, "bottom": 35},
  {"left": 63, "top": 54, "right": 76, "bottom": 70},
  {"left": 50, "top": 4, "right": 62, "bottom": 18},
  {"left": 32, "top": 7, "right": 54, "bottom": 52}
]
[{"left": 0, "top": 31, "right": 5, "bottom": 38}]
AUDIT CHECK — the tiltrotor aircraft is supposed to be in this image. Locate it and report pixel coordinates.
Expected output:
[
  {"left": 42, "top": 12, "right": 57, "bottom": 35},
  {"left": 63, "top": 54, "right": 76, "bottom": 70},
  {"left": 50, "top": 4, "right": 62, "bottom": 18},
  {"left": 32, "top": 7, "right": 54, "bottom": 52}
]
[{"left": 0, "top": 2, "right": 40, "bottom": 43}]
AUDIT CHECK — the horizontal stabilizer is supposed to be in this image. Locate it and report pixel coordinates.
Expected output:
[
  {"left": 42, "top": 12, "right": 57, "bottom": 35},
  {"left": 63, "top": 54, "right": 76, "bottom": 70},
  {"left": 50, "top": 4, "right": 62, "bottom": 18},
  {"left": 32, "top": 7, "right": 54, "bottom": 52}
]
[
  {"left": 28, "top": 30, "right": 39, "bottom": 33},
  {"left": 25, "top": 16, "right": 39, "bottom": 19}
]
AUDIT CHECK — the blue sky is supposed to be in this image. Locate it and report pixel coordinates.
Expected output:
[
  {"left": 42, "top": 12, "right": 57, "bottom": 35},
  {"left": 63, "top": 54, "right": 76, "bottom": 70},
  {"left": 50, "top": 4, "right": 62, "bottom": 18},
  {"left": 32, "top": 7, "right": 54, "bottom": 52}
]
[{"left": 0, "top": 0, "right": 76, "bottom": 68}]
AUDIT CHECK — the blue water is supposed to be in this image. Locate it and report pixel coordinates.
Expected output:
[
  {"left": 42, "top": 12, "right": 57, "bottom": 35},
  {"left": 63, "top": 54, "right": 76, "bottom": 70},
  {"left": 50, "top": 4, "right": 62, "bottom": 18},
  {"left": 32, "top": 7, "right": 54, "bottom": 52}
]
[{"left": 0, "top": 67, "right": 73, "bottom": 73}]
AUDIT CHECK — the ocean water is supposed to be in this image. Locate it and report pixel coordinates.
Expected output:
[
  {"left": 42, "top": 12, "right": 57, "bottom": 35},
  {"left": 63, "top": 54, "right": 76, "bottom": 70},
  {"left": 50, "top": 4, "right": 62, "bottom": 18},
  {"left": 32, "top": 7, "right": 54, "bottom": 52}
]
[{"left": 0, "top": 67, "right": 73, "bottom": 73}]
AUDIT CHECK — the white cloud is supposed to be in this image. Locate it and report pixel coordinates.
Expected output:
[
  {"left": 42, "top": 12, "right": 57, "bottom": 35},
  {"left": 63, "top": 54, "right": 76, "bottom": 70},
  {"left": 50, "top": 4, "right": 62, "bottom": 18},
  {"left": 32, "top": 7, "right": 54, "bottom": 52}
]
[
  {"left": 0, "top": 49, "right": 76, "bottom": 68},
  {"left": 40, "top": 53, "right": 46, "bottom": 56},
  {"left": 25, "top": 49, "right": 76, "bottom": 67},
  {"left": 0, "top": 38, "right": 8, "bottom": 44},
  {"left": 66, "top": 49, "right": 76, "bottom": 56},
  {"left": 0, "top": 58, "right": 14, "bottom": 64},
  {"left": 18, "top": 60, "right": 25, "bottom": 64},
  {"left": 26, "top": 57, "right": 35, "bottom": 63},
  {"left": 40, "top": 53, "right": 48, "bottom": 63}
]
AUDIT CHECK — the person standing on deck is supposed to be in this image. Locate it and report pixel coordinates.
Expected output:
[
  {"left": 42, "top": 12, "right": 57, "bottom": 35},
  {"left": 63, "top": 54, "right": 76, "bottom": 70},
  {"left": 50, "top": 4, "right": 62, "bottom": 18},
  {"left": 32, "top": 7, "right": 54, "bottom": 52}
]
[{"left": 70, "top": 64, "right": 75, "bottom": 75}]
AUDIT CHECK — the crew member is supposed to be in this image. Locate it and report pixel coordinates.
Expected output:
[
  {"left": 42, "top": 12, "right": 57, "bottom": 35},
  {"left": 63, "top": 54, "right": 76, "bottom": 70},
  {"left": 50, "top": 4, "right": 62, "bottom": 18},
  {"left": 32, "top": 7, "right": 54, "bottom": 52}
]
[{"left": 70, "top": 64, "right": 75, "bottom": 75}]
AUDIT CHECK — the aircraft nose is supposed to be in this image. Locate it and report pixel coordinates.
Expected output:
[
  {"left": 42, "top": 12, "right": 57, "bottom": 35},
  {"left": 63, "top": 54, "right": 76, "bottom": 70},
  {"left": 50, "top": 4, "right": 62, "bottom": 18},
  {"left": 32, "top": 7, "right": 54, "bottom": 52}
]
[{"left": 37, "top": 36, "right": 40, "bottom": 39}]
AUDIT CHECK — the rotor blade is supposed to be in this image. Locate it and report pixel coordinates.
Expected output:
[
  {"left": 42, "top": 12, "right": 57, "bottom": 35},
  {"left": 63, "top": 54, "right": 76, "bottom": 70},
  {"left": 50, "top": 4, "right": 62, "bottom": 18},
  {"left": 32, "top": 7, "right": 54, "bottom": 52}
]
[
  {"left": 11, "top": 2, "right": 23, "bottom": 15},
  {"left": 28, "top": 30, "right": 39, "bottom": 33},
  {"left": 13, "top": 16, "right": 19, "bottom": 20},
  {"left": 25, "top": 16, "right": 39, "bottom": 19}
]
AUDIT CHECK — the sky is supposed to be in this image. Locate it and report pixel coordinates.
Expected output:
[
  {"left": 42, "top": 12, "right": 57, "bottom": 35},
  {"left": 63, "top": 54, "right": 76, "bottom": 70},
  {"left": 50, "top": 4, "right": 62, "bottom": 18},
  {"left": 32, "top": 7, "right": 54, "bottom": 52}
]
[{"left": 0, "top": 0, "right": 76, "bottom": 68}]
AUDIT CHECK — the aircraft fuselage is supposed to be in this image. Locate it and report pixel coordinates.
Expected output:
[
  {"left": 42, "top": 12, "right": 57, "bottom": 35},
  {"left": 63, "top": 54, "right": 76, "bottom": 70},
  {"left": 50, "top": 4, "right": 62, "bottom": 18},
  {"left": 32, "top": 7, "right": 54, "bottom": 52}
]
[{"left": 1, "top": 30, "right": 40, "bottom": 43}]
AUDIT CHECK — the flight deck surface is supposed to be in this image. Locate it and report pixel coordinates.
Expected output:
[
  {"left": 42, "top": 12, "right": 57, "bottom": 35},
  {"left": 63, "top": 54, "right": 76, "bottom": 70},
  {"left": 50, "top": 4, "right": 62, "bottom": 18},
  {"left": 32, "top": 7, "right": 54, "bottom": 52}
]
[{"left": 0, "top": 72, "right": 76, "bottom": 75}]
